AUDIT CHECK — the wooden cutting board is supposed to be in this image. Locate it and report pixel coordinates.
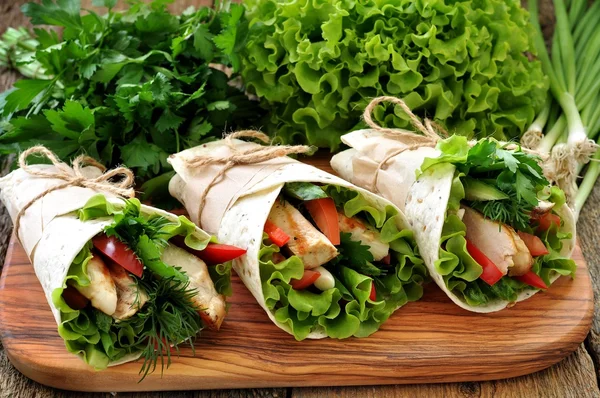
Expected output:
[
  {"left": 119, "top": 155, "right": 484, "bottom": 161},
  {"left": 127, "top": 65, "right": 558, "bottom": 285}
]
[{"left": 0, "top": 157, "right": 594, "bottom": 392}]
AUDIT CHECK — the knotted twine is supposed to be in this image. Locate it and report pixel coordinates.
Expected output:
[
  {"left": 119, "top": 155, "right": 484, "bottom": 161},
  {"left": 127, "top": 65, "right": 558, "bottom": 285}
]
[
  {"left": 179, "top": 130, "right": 313, "bottom": 226},
  {"left": 362, "top": 96, "right": 550, "bottom": 192},
  {"left": 13, "top": 146, "right": 135, "bottom": 234},
  {"left": 362, "top": 96, "right": 449, "bottom": 191}
]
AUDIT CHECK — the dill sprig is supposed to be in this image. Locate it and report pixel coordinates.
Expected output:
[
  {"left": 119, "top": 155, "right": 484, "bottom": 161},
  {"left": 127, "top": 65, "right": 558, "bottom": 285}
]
[
  {"left": 470, "top": 194, "right": 533, "bottom": 231},
  {"left": 116, "top": 276, "right": 203, "bottom": 381}
]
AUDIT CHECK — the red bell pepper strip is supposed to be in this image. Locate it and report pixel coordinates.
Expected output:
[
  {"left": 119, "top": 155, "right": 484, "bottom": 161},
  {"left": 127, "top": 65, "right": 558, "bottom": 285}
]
[
  {"left": 534, "top": 213, "right": 561, "bottom": 232},
  {"left": 290, "top": 270, "right": 321, "bottom": 290},
  {"left": 514, "top": 271, "right": 548, "bottom": 289},
  {"left": 171, "top": 236, "right": 247, "bottom": 265},
  {"left": 92, "top": 234, "right": 144, "bottom": 277},
  {"left": 465, "top": 239, "right": 504, "bottom": 286},
  {"left": 517, "top": 231, "right": 549, "bottom": 257},
  {"left": 381, "top": 254, "right": 391, "bottom": 265},
  {"left": 264, "top": 220, "right": 290, "bottom": 247},
  {"left": 369, "top": 283, "right": 377, "bottom": 301},
  {"left": 305, "top": 198, "right": 340, "bottom": 245}
]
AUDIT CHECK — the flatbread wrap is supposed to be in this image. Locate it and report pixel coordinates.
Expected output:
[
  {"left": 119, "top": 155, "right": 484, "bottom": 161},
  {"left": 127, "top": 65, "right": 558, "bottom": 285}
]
[
  {"left": 332, "top": 127, "right": 577, "bottom": 312},
  {"left": 0, "top": 149, "right": 242, "bottom": 375},
  {"left": 168, "top": 136, "right": 427, "bottom": 340}
]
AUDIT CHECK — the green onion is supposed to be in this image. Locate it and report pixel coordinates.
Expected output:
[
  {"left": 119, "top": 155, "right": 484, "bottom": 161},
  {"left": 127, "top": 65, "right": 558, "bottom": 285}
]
[{"left": 525, "top": 0, "right": 599, "bottom": 219}]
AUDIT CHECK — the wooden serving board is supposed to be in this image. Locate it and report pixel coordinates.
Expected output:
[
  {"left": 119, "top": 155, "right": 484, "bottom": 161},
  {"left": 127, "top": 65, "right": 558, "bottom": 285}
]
[{"left": 0, "top": 158, "right": 594, "bottom": 392}]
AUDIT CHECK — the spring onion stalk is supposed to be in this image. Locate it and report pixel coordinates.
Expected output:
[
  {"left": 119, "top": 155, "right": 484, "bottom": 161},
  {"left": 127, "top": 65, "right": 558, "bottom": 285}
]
[
  {"left": 574, "top": 147, "right": 600, "bottom": 220},
  {"left": 0, "top": 27, "right": 49, "bottom": 80},
  {"left": 538, "top": 115, "right": 567, "bottom": 153},
  {"left": 521, "top": 97, "right": 551, "bottom": 149},
  {"left": 527, "top": 0, "right": 599, "bottom": 213}
]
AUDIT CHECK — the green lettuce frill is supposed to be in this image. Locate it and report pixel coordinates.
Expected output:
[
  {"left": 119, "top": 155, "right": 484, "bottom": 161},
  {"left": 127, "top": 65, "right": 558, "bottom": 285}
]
[
  {"left": 261, "top": 187, "right": 427, "bottom": 340},
  {"left": 241, "top": 0, "right": 548, "bottom": 150},
  {"left": 51, "top": 194, "right": 232, "bottom": 369},
  {"left": 436, "top": 173, "right": 576, "bottom": 307}
]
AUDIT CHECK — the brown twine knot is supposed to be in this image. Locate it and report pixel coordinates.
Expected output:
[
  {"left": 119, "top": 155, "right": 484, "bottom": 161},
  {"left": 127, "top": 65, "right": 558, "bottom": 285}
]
[
  {"left": 180, "top": 130, "right": 313, "bottom": 225},
  {"left": 14, "top": 146, "right": 135, "bottom": 234},
  {"left": 362, "top": 96, "right": 449, "bottom": 190}
]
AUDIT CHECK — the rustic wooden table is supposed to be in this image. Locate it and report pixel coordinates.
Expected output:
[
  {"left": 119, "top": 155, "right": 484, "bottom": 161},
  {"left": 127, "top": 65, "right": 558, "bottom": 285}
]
[{"left": 0, "top": 0, "right": 598, "bottom": 397}]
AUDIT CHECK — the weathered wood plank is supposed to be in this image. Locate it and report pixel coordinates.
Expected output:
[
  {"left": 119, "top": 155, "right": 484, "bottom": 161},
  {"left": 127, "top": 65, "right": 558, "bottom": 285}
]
[
  {"left": 291, "top": 345, "right": 599, "bottom": 398},
  {"left": 0, "top": 0, "right": 598, "bottom": 397}
]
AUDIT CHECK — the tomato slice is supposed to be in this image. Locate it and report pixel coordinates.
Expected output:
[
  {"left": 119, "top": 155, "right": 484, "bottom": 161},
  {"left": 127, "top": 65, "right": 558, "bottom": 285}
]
[
  {"left": 369, "top": 283, "right": 377, "bottom": 301},
  {"left": 381, "top": 254, "right": 391, "bottom": 265},
  {"left": 92, "top": 234, "right": 144, "bottom": 278},
  {"left": 305, "top": 198, "right": 340, "bottom": 245},
  {"left": 535, "top": 213, "right": 561, "bottom": 232},
  {"left": 264, "top": 220, "right": 290, "bottom": 247},
  {"left": 517, "top": 231, "right": 549, "bottom": 257},
  {"left": 290, "top": 270, "right": 321, "bottom": 290},
  {"left": 465, "top": 239, "right": 504, "bottom": 286},
  {"left": 62, "top": 285, "right": 89, "bottom": 310},
  {"left": 171, "top": 236, "right": 247, "bottom": 265},
  {"left": 514, "top": 271, "right": 548, "bottom": 289}
]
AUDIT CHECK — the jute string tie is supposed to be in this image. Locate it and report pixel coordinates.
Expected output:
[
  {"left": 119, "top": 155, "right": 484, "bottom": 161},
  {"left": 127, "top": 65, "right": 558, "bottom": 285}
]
[
  {"left": 362, "top": 96, "right": 449, "bottom": 191},
  {"left": 180, "top": 130, "right": 313, "bottom": 225},
  {"left": 14, "top": 146, "right": 135, "bottom": 234}
]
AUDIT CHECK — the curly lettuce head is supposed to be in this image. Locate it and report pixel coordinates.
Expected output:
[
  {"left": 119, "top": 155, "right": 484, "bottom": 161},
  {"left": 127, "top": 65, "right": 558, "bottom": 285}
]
[{"left": 241, "top": 0, "right": 548, "bottom": 150}]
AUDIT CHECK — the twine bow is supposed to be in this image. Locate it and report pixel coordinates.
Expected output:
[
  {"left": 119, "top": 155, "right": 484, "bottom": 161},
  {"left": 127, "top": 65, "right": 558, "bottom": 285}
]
[
  {"left": 362, "top": 96, "right": 449, "bottom": 191},
  {"left": 180, "top": 130, "right": 313, "bottom": 225},
  {"left": 14, "top": 146, "right": 135, "bottom": 234}
]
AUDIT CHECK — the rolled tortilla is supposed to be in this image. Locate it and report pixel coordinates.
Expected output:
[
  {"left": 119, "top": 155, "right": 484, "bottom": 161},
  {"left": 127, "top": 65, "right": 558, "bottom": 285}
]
[
  {"left": 0, "top": 164, "right": 229, "bottom": 368},
  {"left": 331, "top": 129, "right": 577, "bottom": 312},
  {"left": 168, "top": 139, "right": 426, "bottom": 339}
]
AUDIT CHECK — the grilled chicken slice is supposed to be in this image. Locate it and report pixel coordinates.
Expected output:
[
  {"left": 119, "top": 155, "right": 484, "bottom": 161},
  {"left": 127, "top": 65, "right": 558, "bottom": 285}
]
[
  {"left": 160, "top": 244, "right": 226, "bottom": 330},
  {"left": 71, "top": 255, "right": 117, "bottom": 316},
  {"left": 337, "top": 212, "right": 389, "bottom": 261},
  {"left": 267, "top": 200, "right": 338, "bottom": 269},
  {"left": 107, "top": 261, "right": 149, "bottom": 321},
  {"left": 462, "top": 207, "right": 533, "bottom": 276},
  {"left": 507, "top": 229, "right": 534, "bottom": 277}
]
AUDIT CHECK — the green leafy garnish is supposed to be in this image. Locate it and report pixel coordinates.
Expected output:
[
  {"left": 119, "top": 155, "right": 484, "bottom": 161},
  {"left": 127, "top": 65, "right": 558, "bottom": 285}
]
[
  {"left": 240, "top": 0, "right": 547, "bottom": 150},
  {"left": 283, "top": 182, "right": 328, "bottom": 201},
  {"left": 331, "top": 232, "right": 383, "bottom": 277},
  {"left": 0, "top": 0, "right": 263, "bottom": 198},
  {"left": 421, "top": 136, "right": 549, "bottom": 230},
  {"left": 53, "top": 194, "right": 231, "bottom": 376}
]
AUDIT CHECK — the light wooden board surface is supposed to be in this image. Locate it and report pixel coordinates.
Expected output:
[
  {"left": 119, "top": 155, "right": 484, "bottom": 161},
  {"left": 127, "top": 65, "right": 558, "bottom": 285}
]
[{"left": 1, "top": 0, "right": 599, "bottom": 397}]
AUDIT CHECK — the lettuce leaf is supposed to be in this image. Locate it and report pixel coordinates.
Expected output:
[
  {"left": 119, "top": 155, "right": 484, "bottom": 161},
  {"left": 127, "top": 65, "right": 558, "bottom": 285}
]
[
  {"left": 260, "top": 187, "right": 427, "bottom": 340},
  {"left": 241, "top": 0, "right": 548, "bottom": 150}
]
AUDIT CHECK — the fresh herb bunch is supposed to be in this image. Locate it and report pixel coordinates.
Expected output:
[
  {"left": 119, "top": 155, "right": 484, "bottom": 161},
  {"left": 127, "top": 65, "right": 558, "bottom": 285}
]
[
  {"left": 0, "top": 0, "right": 262, "bottom": 197},
  {"left": 241, "top": 0, "right": 548, "bottom": 150},
  {"left": 99, "top": 198, "right": 203, "bottom": 378},
  {"left": 422, "top": 136, "right": 549, "bottom": 230},
  {"left": 117, "top": 275, "right": 202, "bottom": 380}
]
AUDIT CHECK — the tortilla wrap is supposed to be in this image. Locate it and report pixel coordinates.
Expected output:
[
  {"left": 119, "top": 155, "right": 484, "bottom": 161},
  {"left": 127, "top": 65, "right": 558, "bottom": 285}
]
[
  {"left": 0, "top": 164, "right": 213, "bottom": 365},
  {"left": 331, "top": 129, "right": 577, "bottom": 312},
  {"left": 168, "top": 139, "right": 418, "bottom": 338}
]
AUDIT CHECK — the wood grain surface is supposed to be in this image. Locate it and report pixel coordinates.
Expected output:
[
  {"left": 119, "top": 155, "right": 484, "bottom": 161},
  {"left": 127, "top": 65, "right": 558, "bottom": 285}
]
[
  {"left": 0, "top": 0, "right": 599, "bottom": 397},
  {"left": 0, "top": 151, "right": 594, "bottom": 392}
]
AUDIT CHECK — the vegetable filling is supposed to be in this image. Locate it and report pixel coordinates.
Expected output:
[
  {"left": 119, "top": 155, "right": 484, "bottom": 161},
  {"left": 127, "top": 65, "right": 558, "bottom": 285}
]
[
  {"left": 259, "top": 183, "right": 428, "bottom": 340},
  {"left": 422, "top": 136, "right": 576, "bottom": 306},
  {"left": 52, "top": 195, "right": 241, "bottom": 377}
]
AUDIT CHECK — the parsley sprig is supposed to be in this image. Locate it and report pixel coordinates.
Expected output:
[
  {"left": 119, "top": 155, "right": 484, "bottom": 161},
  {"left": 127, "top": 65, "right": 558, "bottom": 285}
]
[
  {"left": 0, "top": 0, "right": 263, "bottom": 202},
  {"left": 460, "top": 140, "right": 549, "bottom": 230}
]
